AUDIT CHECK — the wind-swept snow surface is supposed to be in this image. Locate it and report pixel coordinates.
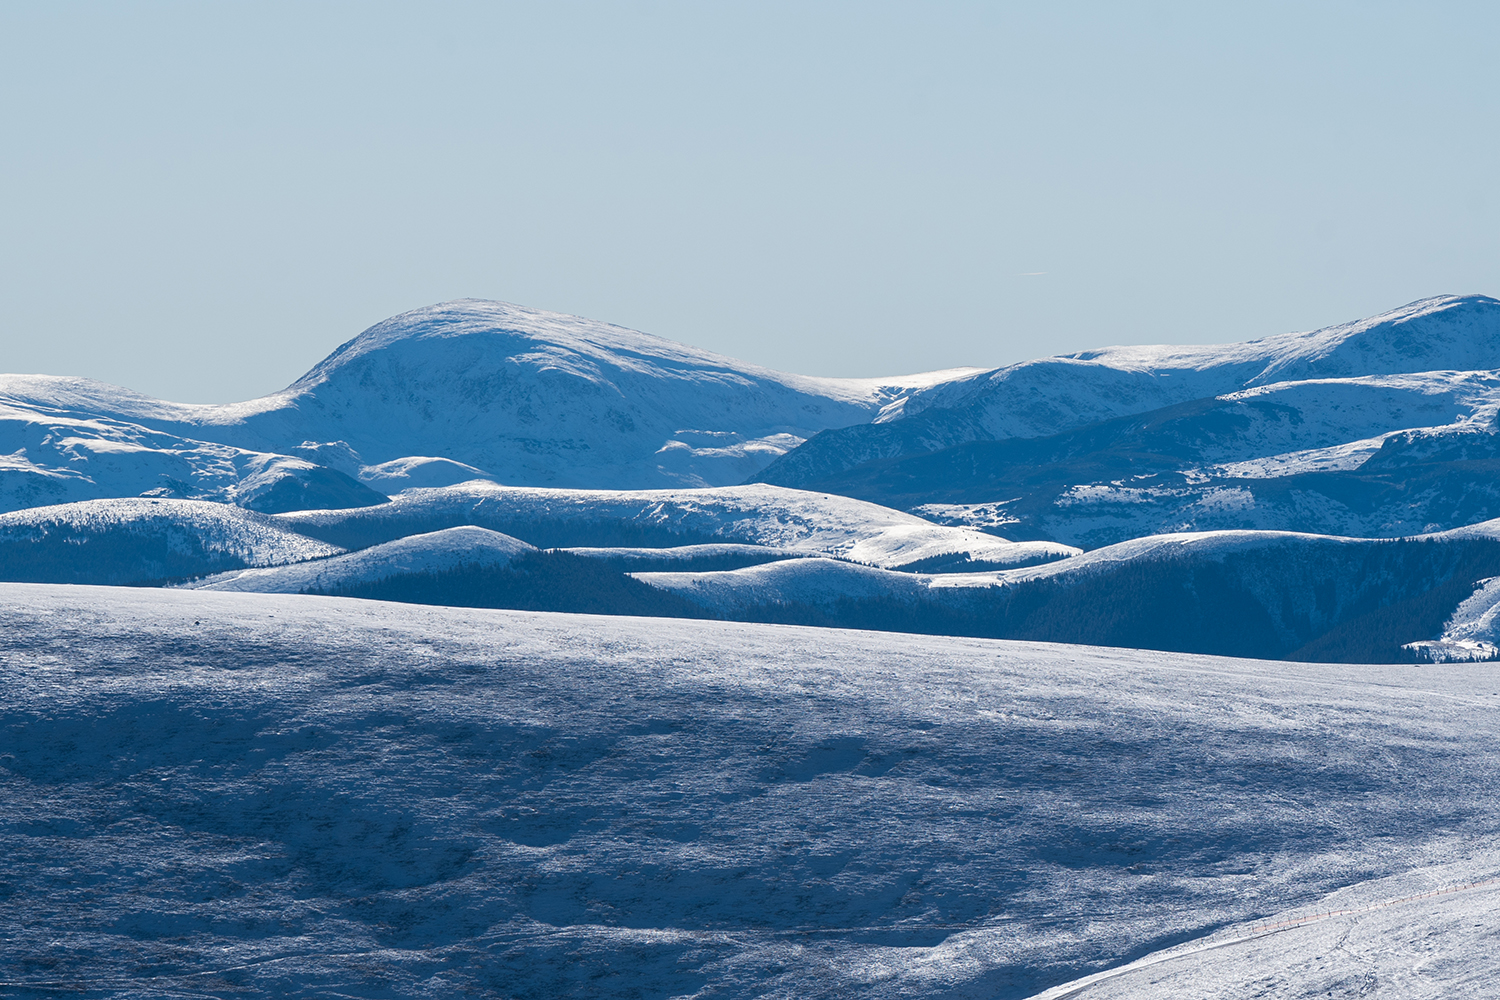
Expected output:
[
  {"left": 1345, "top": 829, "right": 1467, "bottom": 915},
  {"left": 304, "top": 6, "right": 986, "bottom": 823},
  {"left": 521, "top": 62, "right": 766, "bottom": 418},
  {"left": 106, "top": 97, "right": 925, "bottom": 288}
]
[
  {"left": 1028, "top": 858, "right": 1500, "bottom": 999},
  {"left": 3, "top": 585, "right": 1500, "bottom": 998}
]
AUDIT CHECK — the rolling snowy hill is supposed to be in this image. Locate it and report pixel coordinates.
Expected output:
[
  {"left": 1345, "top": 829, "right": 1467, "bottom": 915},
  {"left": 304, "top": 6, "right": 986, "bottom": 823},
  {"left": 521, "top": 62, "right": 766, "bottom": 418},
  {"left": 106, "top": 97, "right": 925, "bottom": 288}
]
[
  {"left": 270, "top": 481, "right": 1077, "bottom": 570},
  {"left": 635, "top": 523, "right": 1500, "bottom": 662},
  {"left": 4, "top": 584, "right": 1498, "bottom": 998},
  {"left": 182, "top": 525, "right": 535, "bottom": 594},
  {"left": 0, "top": 498, "right": 341, "bottom": 584},
  {"left": 6, "top": 489, "right": 1500, "bottom": 663}
]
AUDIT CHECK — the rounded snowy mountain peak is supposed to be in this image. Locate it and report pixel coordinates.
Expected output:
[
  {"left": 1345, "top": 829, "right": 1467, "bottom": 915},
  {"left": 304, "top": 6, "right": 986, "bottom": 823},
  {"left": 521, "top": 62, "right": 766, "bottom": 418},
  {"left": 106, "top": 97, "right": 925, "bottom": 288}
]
[
  {"left": 293, "top": 299, "right": 757, "bottom": 392},
  {"left": 248, "top": 298, "right": 974, "bottom": 491}
]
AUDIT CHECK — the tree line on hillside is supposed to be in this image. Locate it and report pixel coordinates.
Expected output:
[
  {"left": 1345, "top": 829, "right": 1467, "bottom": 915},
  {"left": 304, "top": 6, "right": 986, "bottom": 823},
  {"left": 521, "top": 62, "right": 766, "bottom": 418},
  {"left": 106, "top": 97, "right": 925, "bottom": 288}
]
[{"left": 0, "top": 527, "right": 253, "bottom": 586}]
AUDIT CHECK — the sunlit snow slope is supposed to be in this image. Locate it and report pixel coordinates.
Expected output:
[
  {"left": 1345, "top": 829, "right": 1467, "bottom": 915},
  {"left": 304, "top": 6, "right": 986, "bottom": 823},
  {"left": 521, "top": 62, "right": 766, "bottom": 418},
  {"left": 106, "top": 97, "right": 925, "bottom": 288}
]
[{"left": 3, "top": 585, "right": 1498, "bottom": 998}]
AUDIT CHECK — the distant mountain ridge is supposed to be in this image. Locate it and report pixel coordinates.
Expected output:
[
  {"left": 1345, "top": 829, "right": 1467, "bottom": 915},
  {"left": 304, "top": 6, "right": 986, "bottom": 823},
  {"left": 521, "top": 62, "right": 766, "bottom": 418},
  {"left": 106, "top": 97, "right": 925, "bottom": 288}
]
[
  {"left": 889, "top": 293, "right": 1500, "bottom": 434},
  {"left": 7, "top": 292, "right": 1500, "bottom": 571},
  {"left": 753, "top": 294, "right": 1500, "bottom": 545},
  {"left": 758, "top": 294, "right": 1500, "bottom": 482},
  {"left": 0, "top": 300, "right": 976, "bottom": 510}
]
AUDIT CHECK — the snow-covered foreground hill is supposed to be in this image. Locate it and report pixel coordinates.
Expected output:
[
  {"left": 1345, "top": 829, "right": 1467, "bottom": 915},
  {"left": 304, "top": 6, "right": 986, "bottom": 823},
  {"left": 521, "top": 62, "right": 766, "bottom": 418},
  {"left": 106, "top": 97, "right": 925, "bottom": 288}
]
[{"left": 4, "top": 584, "right": 1499, "bottom": 998}]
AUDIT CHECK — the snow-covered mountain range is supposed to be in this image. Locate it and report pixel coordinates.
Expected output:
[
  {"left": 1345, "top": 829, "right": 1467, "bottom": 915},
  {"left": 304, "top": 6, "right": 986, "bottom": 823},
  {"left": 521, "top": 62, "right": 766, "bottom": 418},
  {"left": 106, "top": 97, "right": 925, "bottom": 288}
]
[
  {"left": 756, "top": 294, "right": 1500, "bottom": 544},
  {"left": 9, "top": 293, "right": 1500, "bottom": 552},
  {"left": 0, "top": 299, "right": 976, "bottom": 510},
  {"left": 12, "top": 296, "right": 1500, "bottom": 997},
  {"left": 7, "top": 293, "right": 1500, "bottom": 661}
]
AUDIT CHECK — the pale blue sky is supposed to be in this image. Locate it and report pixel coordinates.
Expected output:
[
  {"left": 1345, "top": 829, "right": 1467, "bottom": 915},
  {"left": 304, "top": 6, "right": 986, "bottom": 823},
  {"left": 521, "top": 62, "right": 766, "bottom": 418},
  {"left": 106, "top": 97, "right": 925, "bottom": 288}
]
[{"left": 2, "top": 1, "right": 1497, "bottom": 402}]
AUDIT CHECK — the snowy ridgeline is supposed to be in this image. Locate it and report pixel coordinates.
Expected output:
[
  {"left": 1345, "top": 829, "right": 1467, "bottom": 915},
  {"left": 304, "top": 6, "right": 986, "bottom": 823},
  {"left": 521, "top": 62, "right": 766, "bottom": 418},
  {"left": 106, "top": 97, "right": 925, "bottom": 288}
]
[
  {"left": 0, "top": 298, "right": 981, "bottom": 509},
  {"left": 757, "top": 366, "right": 1500, "bottom": 546},
  {"left": 754, "top": 295, "right": 1500, "bottom": 545},
  {"left": 3, "top": 584, "right": 1499, "bottom": 999},
  {"left": 5, "top": 294, "right": 1500, "bottom": 549}
]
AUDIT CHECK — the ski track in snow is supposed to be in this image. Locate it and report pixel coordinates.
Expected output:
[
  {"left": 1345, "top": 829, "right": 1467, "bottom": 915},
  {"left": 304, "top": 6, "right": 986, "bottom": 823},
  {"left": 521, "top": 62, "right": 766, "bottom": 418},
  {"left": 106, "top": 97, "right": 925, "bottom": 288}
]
[{"left": 3, "top": 584, "right": 1500, "bottom": 998}]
